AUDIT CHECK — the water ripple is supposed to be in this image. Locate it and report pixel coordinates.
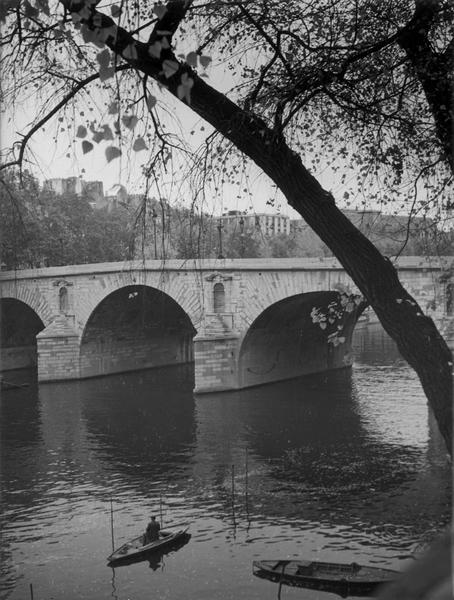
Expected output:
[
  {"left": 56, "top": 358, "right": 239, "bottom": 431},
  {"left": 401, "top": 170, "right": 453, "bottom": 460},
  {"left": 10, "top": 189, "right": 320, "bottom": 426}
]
[{"left": 1, "top": 328, "right": 451, "bottom": 600}]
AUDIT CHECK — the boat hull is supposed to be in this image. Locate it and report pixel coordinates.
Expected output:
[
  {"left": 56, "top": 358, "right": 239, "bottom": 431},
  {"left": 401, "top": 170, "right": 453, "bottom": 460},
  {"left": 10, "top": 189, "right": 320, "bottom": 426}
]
[
  {"left": 108, "top": 526, "right": 189, "bottom": 565},
  {"left": 253, "top": 560, "right": 398, "bottom": 597}
]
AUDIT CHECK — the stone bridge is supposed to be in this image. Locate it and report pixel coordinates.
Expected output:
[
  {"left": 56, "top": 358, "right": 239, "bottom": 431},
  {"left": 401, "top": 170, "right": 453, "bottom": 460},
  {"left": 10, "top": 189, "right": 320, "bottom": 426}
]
[{"left": 1, "top": 257, "right": 452, "bottom": 392}]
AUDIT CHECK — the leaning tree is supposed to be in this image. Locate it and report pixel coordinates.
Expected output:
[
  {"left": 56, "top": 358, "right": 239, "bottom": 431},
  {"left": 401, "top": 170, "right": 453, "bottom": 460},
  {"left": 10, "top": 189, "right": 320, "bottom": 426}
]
[{"left": 0, "top": 0, "right": 452, "bottom": 452}]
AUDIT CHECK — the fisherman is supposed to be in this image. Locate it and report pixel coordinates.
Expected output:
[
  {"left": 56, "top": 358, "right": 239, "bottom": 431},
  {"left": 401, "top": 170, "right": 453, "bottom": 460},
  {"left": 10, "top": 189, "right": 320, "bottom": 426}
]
[{"left": 144, "top": 515, "right": 160, "bottom": 544}]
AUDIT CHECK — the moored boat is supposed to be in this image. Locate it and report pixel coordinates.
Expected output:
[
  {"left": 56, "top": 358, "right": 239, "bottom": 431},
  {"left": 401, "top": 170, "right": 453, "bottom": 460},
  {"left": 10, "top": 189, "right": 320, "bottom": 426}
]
[
  {"left": 107, "top": 524, "right": 189, "bottom": 564},
  {"left": 253, "top": 559, "right": 398, "bottom": 596}
]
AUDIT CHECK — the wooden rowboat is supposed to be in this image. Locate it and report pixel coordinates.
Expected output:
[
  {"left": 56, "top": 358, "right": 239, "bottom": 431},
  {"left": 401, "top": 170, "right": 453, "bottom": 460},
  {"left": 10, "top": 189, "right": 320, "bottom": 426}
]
[
  {"left": 107, "top": 524, "right": 190, "bottom": 565},
  {"left": 253, "top": 559, "right": 398, "bottom": 597}
]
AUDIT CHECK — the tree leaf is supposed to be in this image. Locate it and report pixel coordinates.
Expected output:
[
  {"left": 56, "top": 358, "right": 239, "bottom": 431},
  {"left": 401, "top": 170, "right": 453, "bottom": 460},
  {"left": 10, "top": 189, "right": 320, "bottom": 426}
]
[
  {"left": 162, "top": 59, "right": 178, "bottom": 79},
  {"left": 177, "top": 84, "right": 185, "bottom": 100},
  {"left": 97, "top": 25, "right": 117, "bottom": 44},
  {"left": 105, "top": 146, "right": 121, "bottom": 162},
  {"left": 181, "top": 73, "right": 194, "bottom": 88},
  {"left": 122, "top": 115, "right": 138, "bottom": 129},
  {"left": 148, "top": 41, "right": 162, "bottom": 59},
  {"left": 153, "top": 3, "right": 167, "bottom": 19},
  {"left": 99, "top": 66, "right": 115, "bottom": 81},
  {"left": 76, "top": 125, "right": 87, "bottom": 138},
  {"left": 146, "top": 94, "right": 157, "bottom": 111},
  {"left": 70, "top": 11, "right": 82, "bottom": 24},
  {"left": 186, "top": 51, "right": 197, "bottom": 68},
  {"left": 92, "top": 130, "right": 104, "bottom": 144},
  {"left": 24, "top": 1, "right": 39, "bottom": 18},
  {"left": 133, "top": 137, "right": 147, "bottom": 152},
  {"left": 96, "top": 49, "right": 110, "bottom": 69},
  {"left": 177, "top": 73, "right": 194, "bottom": 103},
  {"left": 82, "top": 140, "right": 93, "bottom": 154},
  {"left": 81, "top": 25, "right": 97, "bottom": 44},
  {"left": 200, "top": 55, "right": 212, "bottom": 68},
  {"left": 111, "top": 4, "right": 121, "bottom": 17},
  {"left": 123, "top": 44, "right": 138, "bottom": 61},
  {"left": 36, "top": 0, "right": 50, "bottom": 16},
  {"left": 108, "top": 102, "right": 119, "bottom": 115},
  {"left": 101, "top": 125, "right": 114, "bottom": 141}
]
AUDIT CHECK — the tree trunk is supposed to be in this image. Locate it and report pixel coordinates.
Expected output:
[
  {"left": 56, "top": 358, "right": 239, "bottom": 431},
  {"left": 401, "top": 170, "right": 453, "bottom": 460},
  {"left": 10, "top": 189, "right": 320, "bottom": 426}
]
[
  {"left": 189, "top": 83, "right": 453, "bottom": 457},
  {"left": 270, "top": 148, "right": 453, "bottom": 453},
  {"left": 204, "top": 104, "right": 453, "bottom": 450},
  {"left": 66, "top": 0, "right": 453, "bottom": 454},
  {"left": 398, "top": 0, "right": 454, "bottom": 169},
  {"left": 195, "top": 86, "right": 453, "bottom": 454}
]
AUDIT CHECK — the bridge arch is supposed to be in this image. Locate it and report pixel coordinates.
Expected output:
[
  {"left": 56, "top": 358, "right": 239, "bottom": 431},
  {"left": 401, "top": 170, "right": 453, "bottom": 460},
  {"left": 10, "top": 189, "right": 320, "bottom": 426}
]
[
  {"left": 0, "top": 283, "right": 53, "bottom": 327},
  {"left": 238, "top": 291, "right": 360, "bottom": 389},
  {"left": 79, "top": 284, "right": 197, "bottom": 378},
  {"left": 75, "top": 271, "right": 202, "bottom": 333},
  {"left": 0, "top": 298, "right": 46, "bottom": 371}
]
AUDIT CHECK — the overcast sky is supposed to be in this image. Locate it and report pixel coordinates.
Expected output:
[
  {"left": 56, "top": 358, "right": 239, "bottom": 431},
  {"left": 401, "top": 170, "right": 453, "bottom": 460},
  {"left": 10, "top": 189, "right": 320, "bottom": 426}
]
[
  {"left": 2, "top": 73, "right": 313, "bottom": 218},
  {"left": 0, "top": 7, "right": 374, "bottom": 223}
]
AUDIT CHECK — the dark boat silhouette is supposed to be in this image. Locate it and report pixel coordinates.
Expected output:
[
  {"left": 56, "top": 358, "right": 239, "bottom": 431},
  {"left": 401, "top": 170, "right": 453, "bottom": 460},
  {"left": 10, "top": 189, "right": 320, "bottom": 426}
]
[
  {"left": 253, "top": 559, "right": 398, "bottom": 597},
  {"left": 108, "top": 525, "right": 190, "bottom": 566}
]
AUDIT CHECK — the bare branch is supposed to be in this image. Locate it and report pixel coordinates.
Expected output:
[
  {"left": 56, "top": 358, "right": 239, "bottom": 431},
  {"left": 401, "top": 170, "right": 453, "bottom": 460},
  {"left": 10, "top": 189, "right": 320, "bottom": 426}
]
[{"left": 0, "top": 64, "right": 131, "bottom": 175}]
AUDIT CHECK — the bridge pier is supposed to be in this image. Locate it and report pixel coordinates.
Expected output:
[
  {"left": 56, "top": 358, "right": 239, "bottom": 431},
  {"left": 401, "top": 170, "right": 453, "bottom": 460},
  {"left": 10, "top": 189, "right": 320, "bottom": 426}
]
[
  {"left": 37, "top": 316, "right": 81, "bottom": 381},
  {"left": 193, "top": 333, "right": 241, "bottom": 394}
]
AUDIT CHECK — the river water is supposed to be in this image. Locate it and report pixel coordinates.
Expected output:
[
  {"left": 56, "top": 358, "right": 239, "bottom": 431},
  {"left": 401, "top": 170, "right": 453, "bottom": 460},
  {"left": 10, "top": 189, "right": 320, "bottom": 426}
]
[{"left": 0, "top": 324, "right": 451, "bottom": 600}]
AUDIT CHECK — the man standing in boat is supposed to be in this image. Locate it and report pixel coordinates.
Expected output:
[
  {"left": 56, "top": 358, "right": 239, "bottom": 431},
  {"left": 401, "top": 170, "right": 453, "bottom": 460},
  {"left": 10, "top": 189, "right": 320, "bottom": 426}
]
[{"left": 145, "top": 516, "right": 160, "bottom": 544}]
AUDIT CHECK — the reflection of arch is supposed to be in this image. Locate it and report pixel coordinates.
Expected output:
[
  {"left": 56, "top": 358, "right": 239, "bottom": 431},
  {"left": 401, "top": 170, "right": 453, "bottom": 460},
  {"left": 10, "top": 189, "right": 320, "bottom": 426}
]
[
  {"left": 238, "top": 291, "right": 360, "bottom": 389},
  {"left": 75, "top": 367, "right": 195, "bottom": 483},
  {"left": 213, "top": 283, "right": 225, "bottom": 313},
  {"left": 0, "top": 298, "right": 45, "bottom": 370},
  {"left": 59, "top": 287, "right": 68, "bottom": 313},
  {"left": 80, "top": 285, "right": 197, "bottom": 378}
]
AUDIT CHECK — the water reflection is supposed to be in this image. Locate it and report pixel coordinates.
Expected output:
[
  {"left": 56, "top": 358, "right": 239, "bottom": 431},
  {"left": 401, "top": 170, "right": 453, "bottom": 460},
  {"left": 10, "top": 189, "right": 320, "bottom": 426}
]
[
  {"left": 352, "top": 322, "right": 403, "bottom": 366},
  {"left": 38, "top": 365, "right": 196, "bottom": 492},
  {"left": 193, "top": 367, "right": 449, "bottom": 538},
  {"left": 0, "top": 324, "right": 451, "bottom": 600}
]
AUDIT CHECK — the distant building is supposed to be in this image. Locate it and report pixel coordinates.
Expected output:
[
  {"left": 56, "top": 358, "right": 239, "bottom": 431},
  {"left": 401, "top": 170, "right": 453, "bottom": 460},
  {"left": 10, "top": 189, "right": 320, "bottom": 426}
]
[
  {"left": 104, "top": 184, "right": 128, "bottom": 209},
  {"left": 84, "top": 181, "right": 104, "bottom": 208},
  {"left": 290, "top": 209, "right": 433, "bottom": 255},
  {"left": 44, "top": 177, "right": 105, "bottom": 208},
  {"left": 44, "top": 176, "right": 85, "bottom": 196},
  {"left": 43, "top": 177, "right": 147, "bottom": 211},
  {"left": 291, "top": 209, "right": 385, "bottom": 233},
  {"left": 220, "top": 211, "right": 291, "bottom": 236}
]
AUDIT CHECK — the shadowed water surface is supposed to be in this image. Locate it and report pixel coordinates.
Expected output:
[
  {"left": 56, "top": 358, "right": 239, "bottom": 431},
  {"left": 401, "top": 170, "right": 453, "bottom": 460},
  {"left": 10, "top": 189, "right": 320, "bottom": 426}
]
[{"left": 0, "top": 324, "right": 451, "bottom": 600}]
